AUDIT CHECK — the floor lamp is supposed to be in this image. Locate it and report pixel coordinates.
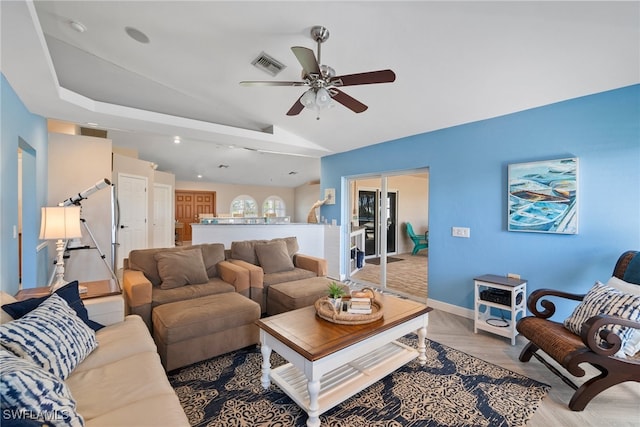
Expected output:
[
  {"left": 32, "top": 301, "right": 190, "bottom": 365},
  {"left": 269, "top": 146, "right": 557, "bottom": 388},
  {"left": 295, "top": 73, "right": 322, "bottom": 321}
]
[{"left": 40, "top": 206, "right": 82, "bottom": 293}]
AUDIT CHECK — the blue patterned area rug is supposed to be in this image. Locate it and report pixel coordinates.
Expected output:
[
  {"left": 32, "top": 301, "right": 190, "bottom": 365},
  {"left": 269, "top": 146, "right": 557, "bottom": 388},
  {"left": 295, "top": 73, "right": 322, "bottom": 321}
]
[{"left": 168, "top": 335, "right": 550, "bottom": 427}]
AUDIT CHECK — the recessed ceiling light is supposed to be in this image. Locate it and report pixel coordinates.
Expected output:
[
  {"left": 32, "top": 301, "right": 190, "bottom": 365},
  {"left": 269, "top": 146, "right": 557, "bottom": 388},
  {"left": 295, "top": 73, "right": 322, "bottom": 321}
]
[
  {"left": 125, "top": 26, "right": 150, "bottom": 44},
  {"left": 173, "top": 137, "right": 181, "bottom": 144},
  {"left": 69, "top": 20, "right": 87, "bottom": 33},
  {"left": 197, "top": 174, "right": 203, "bottom": 179}
]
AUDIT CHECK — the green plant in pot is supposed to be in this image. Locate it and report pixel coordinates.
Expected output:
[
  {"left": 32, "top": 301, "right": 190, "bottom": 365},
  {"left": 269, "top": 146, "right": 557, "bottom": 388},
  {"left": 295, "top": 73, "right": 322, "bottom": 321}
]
[{"left": 327, "top": 281, "right": 346, "bottom": 309}]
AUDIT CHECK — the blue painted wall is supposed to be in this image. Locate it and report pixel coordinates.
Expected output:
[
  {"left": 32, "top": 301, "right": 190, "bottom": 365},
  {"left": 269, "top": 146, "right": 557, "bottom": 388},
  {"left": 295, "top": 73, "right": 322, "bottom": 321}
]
[
  {"left": 1, "top": 73, "right": 49, "bottom": 294},
  {"left": 321, "top": 85, "right": 640, "bottom": 321}
]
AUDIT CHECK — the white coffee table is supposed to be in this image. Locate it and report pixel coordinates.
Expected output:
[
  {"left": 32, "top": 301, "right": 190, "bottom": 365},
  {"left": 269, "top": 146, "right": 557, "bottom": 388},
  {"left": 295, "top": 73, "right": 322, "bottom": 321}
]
[{"left": 256, "top": 294, "right": 431, "bottom": 427}]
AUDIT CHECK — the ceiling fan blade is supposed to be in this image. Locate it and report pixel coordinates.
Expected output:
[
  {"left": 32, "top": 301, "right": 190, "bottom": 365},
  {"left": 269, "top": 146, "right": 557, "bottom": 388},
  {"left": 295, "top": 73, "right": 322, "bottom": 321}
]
[
  {"left": 291, "top": 46, "right": 321, "bottom": 76},
  {"left": 330, "top": 69, "right": 396, "bottom": 87},
  {"left": 331, "top": 89, "right": 368, "bottom": 113},
  {"left": 240, "top": 81, "right": 307, "bottom": 87},
  {"left": 286, "top": 95, "right": 305, "bottom": 116}
]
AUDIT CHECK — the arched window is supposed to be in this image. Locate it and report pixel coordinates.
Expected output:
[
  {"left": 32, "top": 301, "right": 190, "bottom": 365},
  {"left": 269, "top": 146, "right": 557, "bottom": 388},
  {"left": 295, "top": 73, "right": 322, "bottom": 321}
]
[
  {"left": 263, "top": 196, "right": 286, "bottom": 217},
  {"left": 230, "top": 195, "right": 258, "bottom": 217}
]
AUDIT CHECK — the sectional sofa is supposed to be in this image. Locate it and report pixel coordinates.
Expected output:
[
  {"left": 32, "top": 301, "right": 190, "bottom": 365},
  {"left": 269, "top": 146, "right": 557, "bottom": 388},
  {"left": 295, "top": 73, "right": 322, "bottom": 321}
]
[{"left": 0, "top": 283, "right": 189, "bottom": 426}]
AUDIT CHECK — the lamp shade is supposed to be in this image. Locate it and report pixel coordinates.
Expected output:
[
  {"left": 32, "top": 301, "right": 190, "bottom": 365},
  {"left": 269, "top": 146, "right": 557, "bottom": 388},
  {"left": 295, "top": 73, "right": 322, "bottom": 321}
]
[{"left": 39, "top": 206, "right": 82, "bottom": 240}]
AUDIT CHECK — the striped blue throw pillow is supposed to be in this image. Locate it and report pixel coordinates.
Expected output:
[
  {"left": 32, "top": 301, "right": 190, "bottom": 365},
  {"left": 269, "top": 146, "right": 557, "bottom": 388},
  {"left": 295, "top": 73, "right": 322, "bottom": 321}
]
[
  {"left": 564, "top": 281, "right": 640, "bottom": 356},
  {"left": 0, "top": 349, "right": 84, "bottom": 427},
  {"left": 0, "top": 294, "right": 97, "bottom": 380}
]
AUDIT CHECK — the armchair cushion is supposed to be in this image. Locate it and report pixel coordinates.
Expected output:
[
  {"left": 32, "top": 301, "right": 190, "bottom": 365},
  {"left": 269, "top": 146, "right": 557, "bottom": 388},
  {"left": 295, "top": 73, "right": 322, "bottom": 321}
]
[
  {"left": 564, "top": 281, "right": 640, "bottom": 357},
  {"left": 255, "top": 240, "right": 295, "bottom": 274},
  {"left": 155, "top": 248, "right": 209, "bottom": 290}
]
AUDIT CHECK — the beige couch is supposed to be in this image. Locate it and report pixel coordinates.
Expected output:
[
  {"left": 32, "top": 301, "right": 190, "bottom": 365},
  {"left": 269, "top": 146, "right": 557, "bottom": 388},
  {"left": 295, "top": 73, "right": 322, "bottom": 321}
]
[
  {"left": 0, "top": 292, "right": 189, "bottom": 427},
  {"left": 122, "top": 243, "right": 251, "bottom": 330},
  {"left": 226, "top": 237, "right": 328, "bottom": 312}
]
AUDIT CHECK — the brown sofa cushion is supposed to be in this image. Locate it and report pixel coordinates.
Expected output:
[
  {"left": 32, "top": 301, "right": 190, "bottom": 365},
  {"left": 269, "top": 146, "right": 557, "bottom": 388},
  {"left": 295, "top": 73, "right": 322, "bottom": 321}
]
[
  {"left": 151, "top": 278, "right": 235, "bottom": 308},
  {"left": 128, "top": 247, "right": 183, "bottom": 286},
  {"left": 272, "top": 236, "right": 299, "bottom": 258},
  {"left": 263, "top": 268, "right": 317, "bottom": 286},
  {"left": 231, "top": 240, "right": 262, "bottom": 265},
  {"left": 155, "top": 249, "right": 208, "bottom": 289},
  {"left": 192, "top": 243, "right": 225, "bottom": 278},
  {"left": 255, "top": 240, "right": 295, "bottom": 274}
]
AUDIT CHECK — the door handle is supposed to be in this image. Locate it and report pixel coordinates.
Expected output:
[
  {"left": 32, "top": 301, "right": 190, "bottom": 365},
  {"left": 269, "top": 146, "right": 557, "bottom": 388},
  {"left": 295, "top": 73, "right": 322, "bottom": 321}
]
[{"left": 120, "top": 225, "right": 128, "bottom": 229}]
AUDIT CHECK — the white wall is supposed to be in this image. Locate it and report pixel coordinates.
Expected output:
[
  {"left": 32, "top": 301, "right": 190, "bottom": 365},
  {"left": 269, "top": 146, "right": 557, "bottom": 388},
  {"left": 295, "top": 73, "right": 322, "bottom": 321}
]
[
  {"left": 48, "top": 133, "right": 113, "bottom": 283},
  {"left": 176, "top": 180, "right": 297, "bottom": 220},
  {"left": 294, "top": 182, "right": 321, "bottom": 223}
]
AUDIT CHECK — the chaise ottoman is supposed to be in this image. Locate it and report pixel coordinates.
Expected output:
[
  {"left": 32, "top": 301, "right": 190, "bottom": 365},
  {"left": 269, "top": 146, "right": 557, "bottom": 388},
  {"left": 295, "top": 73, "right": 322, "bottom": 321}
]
[
  {"left": 267, "top": 276, "right": 349, "bottom": 316},
  {"left": 152, "top": 292, "right": 261, "bottom": 371}
]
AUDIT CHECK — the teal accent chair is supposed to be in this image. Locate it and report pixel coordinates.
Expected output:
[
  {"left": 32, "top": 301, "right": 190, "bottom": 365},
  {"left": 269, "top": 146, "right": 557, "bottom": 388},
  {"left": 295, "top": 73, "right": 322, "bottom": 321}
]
[{"left": 405, "top": 222, "right": 428, "bottom": 255}]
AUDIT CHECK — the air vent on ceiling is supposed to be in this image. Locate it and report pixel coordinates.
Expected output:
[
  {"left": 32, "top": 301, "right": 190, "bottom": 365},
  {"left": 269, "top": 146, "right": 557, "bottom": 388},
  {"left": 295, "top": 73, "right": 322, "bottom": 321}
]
[
  {"left": 251, "top": 52, "right": 286, "bottom": 76},
  {"left": 80, "top": 127, "right": 107, "bottom": 138}
]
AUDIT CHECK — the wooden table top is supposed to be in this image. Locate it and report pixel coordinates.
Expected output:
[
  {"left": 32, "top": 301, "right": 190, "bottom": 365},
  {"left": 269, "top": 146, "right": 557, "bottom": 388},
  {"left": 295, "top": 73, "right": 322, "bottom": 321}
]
[
  {"left": 15, "top": 279, "right": 121, "bottom": 301},
  {"left": 256, "top": 294, "right": 432, "bottom": 361}
]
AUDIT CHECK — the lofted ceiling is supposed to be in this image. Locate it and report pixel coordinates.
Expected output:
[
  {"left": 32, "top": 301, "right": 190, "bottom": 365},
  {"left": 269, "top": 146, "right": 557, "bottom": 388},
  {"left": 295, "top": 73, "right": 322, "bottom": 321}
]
[{"left": 1, "top": 1, "right": 638, "bottom": 187}]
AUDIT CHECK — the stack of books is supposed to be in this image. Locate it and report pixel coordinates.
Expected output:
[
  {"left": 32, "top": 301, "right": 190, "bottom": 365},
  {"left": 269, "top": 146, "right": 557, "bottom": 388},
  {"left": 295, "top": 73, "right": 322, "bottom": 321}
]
[{"left": 347, "top": 297, "right": 373, "bottom": 314}]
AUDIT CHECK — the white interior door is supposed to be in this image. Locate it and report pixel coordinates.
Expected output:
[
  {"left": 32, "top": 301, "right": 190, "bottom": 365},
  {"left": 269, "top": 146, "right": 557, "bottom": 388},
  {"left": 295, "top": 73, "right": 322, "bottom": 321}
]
[
  {"left": 117, "top": 173, "right": 148, "bottom": 269},
  {"left": 153, "top": 183, "right": 173, "bottom": 248}
]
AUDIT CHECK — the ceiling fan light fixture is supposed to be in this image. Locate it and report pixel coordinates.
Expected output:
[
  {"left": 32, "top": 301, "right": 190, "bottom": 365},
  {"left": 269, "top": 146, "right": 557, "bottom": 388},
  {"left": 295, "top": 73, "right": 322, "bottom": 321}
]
[
  {"left": 315, "top": 87, "right": 332, "bottom": 108},
  {"left": 300, "top": 89, "right": 317, "bottom": 108}
]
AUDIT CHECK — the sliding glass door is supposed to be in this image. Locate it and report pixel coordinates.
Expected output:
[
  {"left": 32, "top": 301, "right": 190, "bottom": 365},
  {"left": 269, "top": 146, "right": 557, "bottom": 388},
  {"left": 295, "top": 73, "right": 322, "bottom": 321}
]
[
  {"left": 346, "top": 169, "right": 429, "bottom": 301},
  {"left": 358, "top": 189, "right": 397, "bottom": 257}
]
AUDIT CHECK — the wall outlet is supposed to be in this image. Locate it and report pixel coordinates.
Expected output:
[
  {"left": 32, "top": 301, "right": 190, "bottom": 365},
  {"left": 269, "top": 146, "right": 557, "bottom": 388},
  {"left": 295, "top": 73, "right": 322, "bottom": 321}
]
[
  {"left": 507, "top": 273, "right": 521, "bottom": 279},
  {"left": 452, "top": 227, "right": 470, "bottom": 238}
]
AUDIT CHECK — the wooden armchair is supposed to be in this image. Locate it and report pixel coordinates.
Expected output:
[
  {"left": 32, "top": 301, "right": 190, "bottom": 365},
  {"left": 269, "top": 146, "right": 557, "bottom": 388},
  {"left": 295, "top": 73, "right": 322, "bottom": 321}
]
[{"left": 516, "top": 250, "right": 640, "bottom": 411}]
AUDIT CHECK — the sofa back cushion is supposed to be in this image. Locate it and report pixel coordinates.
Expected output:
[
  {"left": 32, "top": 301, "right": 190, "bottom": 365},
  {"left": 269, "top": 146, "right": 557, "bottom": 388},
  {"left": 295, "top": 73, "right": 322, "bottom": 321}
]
[
  {"left": 193, "top": 243, "right": 226, "bottom": 278},
  {"left": 255, "top": 240, "right": 295, "bottom": 274},
  {"left": 272, "top": 236, "right": 299, "bottom": 258},
  {"left": 231, "top": 240, "right": 266, "bottom": 265},
  {"left": 128, "top": 244, "right": 226, "bottom": 286},
  {"left": 128, "top": 247, "right": 183, "bottom": 286},
  {"left": 230, "top": 237, "right": 299, "bottom": 266},
  {"left": 155, "top": 248, "right": 209, "bottom": 290}
]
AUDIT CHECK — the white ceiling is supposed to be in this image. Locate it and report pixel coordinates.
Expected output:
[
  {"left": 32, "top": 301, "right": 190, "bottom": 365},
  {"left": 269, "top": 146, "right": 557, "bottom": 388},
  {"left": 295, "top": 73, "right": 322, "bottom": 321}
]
[{"left": 2, "top": 1, "right": 638, "bottom": 187}]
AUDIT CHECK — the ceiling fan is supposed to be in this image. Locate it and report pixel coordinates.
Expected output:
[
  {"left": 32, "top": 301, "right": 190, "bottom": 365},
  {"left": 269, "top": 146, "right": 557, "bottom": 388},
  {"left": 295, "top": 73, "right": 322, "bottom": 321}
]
[{"left": 240, "top": 26, "right": 396, "bottom": 118}]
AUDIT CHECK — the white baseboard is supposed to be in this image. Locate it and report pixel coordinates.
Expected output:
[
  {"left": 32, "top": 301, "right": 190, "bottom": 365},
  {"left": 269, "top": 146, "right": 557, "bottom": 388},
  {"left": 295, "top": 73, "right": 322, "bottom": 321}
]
[{"left": 428, "top": 298, "right": 474, "bottom": 320}]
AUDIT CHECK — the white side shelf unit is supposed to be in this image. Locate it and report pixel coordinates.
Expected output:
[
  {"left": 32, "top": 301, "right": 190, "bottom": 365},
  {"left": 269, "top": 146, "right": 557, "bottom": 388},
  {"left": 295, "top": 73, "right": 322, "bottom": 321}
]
[
  {"left": 349, "top": 227, "right": 366, "bottom": 275},
  {"left": 474, "top": 274, "right": 527, "bottom": 345}
]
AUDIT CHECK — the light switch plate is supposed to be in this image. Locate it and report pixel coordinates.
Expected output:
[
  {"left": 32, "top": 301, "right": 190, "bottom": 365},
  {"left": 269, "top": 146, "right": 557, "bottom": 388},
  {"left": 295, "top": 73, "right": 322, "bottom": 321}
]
[{"left": 452, "top": 227, "right": 470, "bottom": 238}]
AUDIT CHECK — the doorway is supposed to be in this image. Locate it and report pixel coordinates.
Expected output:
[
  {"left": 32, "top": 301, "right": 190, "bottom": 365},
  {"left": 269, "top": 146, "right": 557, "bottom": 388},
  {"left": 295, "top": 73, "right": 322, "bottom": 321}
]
[
  {"left": 18, "top": 140, "right": 38, "bottom": 288},
  {"left": 358, "top": 189, "right": 397, "bottom": 257},
  {"left": 153, "top": 183, "right": 173, "bottom": 248},
  {"left": 116, "top": 173, "right": 148, "bottom": 270},
  {"left": 346, "top": 169, "right": 429, "bottom": 301},
  {"left": 175, "top": 191, "right": 216, "bottom": 242}
]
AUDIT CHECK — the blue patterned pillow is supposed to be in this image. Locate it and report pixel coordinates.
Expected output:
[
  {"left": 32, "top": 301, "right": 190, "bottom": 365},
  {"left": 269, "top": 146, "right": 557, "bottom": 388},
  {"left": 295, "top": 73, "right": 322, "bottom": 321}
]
[
  {"left": 2, "top": 281, "right": 104, "bottom": 331},
  {"left": 0, "top": 349, "right": 84, "bottom": 427},
  {"left": 0, "top": 294, "right": 97, "bottom": 380},
  {"left": 564, "top": 281, "right": 640, "bottom": 354}
]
